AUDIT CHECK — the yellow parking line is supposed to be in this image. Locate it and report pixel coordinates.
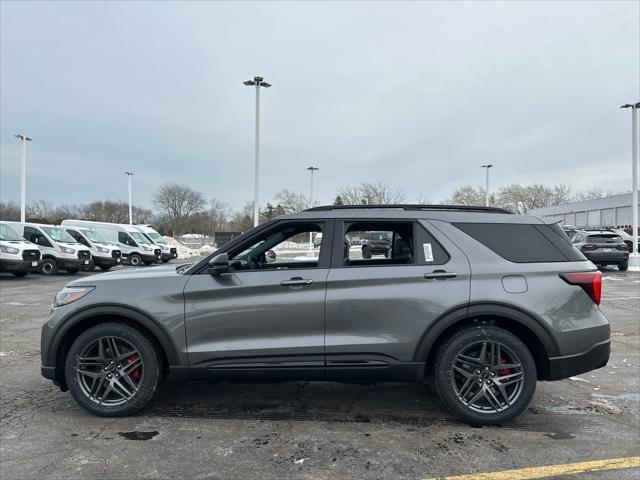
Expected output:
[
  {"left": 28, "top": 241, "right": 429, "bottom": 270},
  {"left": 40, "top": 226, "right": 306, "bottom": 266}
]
[{"left": 426, "top": 456, "right": 640, "bottom": 480}]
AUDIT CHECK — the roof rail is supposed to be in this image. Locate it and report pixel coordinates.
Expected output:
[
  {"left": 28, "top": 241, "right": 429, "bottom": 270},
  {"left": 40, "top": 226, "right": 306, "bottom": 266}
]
[{"left": 304, "top": 204, "right": 513, "bottom": 214}]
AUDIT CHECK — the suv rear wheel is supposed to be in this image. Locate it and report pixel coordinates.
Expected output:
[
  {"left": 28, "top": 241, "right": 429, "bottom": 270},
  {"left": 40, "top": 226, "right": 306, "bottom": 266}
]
[
  {"left": 434, "top": 325, "right": 536, "bottom": 425},
  {"left": 65, "top": 323, "right": 160, "bottom": 417},
  {"left": 619, "top": 263, "right": 628, "bottom": 272}
]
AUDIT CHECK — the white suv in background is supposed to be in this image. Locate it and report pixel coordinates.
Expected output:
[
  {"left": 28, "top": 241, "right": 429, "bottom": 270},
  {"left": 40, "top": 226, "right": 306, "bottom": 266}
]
[
  {"left": 135, "top": 225, "right": 177, "bottom": 263},
  {"left": 62, "top": 226, "right": 122, "bottom": 271},
  {"left": 0, "top": 222, "right": 42, "bottom": 277},
  {"left": 5, "top": 222, "right": 91, "bottom": 275}
]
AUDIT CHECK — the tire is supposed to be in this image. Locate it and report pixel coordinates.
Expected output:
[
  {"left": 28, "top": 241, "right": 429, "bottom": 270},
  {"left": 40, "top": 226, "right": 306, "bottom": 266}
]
[
  {"left": 99, "top": 265, "right": 112, "bottom": 271},
  {"left": 129, "top": 254, "right": 142, "bottom": 267},
  {"left": 362, "top": 246, "right": 372, "bottom": 259},
  {"left": 12, "top": 271, "right": 27, "bottom": 277},
  {"left": 619, "top": 263, "right": 628, "bottom": 272},
  {"left": 41, "top": 258, "right": 58, "bottom": 276},
  {"left": 66, "top": 268, "right": 80, "bottom": 274},
  {"left": 434, "top": 325, "right": 537, "bottom": 425},
  {"left": 161, "top": 259, "right": 170, "bottom": 264},
  {"left": 64, "top": 322, "right": 161, "bottom": 417}
]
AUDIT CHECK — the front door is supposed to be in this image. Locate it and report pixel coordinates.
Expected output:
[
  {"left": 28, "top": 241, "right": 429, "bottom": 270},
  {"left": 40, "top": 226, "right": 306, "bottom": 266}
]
[{"left": 183, "top": 219, "right": 333, "bottom": 380}]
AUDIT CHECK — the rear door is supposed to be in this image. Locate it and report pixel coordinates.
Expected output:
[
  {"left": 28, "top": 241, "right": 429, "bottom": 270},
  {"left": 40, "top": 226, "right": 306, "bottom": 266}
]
[{"left": 324, "top": 219, "right": 471, "bottom": 381}]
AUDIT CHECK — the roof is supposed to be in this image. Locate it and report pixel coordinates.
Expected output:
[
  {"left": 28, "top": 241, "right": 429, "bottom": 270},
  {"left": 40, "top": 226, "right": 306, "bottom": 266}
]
[{"left": 306, "top": 204, "right": 512, "bottom": 214}]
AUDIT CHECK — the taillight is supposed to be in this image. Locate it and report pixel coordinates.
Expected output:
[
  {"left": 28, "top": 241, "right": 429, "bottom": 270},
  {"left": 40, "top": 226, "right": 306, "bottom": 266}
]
[{"left": 559, "top": 271, "right": 602, "bottom": 305}]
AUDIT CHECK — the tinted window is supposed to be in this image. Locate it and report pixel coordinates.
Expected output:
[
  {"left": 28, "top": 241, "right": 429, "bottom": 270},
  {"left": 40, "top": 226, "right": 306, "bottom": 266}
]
[
  {"left": 453, "top": 223, "right": 584, "bottom": 263},
  {"left": 587, "top": 235, "right": 622, "bottom": 243},
  {"left": 416, "top": 224, "right": 450, "bottom": 265}
]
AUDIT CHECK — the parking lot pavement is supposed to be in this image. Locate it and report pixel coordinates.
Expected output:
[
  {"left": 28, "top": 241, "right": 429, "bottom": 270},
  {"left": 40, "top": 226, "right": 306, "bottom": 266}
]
[{"left": 1, "top": 267, "right": 638, "bottom": 480}]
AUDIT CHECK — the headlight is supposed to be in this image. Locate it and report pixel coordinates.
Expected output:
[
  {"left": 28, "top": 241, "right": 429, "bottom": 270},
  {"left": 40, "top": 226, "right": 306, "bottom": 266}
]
[
  {"left": 0, "top": 245, "right": 19, "bottom": 255},
  {"left": 142, "top": 246, "right": 152, "bottom": 252},
  {"left": 97, "top": 246, "right": 109, "bottom": 253},
  {"left": 160, "top": 245, "right": 168, "bottom": 251},
  {"left": 60, "top": 246, "right": 76, "bottom": 255},
  {"left": 53, "top": 287, "right": 94, "bottom": 308}
]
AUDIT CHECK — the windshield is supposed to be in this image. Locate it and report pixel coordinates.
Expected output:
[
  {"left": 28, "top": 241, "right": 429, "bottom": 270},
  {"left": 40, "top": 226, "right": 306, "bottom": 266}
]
[
  {"left": 0, "top": 224, "right": 24, "bottom": 241},
  {"left": 146, "top": 232, "right": 164, "bottom": 242},
  {"left": 41, "top": 226, "right": 77, "bottom": 243},
  {"left": 587, "top": 235, "right": 622, "bottom": 243},
  {"left": 130, "top": 232, "right": 151, "bottom": 244},
  {"left": 83, "top": 229, "right": 108, "bottom": 244}
]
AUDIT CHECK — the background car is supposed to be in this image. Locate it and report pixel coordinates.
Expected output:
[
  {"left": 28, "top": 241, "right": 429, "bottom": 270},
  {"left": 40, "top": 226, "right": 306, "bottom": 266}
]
[
  {"left": 361, "top": 231, "right": 391, "bottom": 258},
  {"left": 571, "top": 230, "right": 629, "bottom": 271}
]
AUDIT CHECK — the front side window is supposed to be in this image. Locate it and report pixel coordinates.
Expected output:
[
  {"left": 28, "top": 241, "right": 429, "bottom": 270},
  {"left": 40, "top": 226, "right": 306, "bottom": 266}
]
[
  {"left": 118, "top": 232, "right": 137, "bottom": 247},
  {"left": 23, "top": 226, "right": 52, "bottom": 247},
  {"left": 228, "top": 222, "right": 324, "bottom": 271},
  {"left": 83, "top": 229, "right": 108, "bottom": 244},
  {"left": 129, "top": 232, "right": 151, "bottom": 244},
  {"left": 0, "top": 224, "right": 24, "bottom": 241}
]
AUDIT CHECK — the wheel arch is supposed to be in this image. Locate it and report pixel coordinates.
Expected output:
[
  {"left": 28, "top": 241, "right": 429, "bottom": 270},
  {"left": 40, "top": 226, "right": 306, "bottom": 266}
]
[
  {"left": 414, "top": 303, "right": 559, "bottom": 381},
  {"left": 50, "top": 305, "right": 180, "bottom": 390}
]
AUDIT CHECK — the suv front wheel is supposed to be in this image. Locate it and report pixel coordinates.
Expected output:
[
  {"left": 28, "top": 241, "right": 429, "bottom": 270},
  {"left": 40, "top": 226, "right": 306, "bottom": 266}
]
[
  {"left": 434, "top": 325, "right": 536, "bottom": 425},
  {"left": 65, "top": 323, "right": 160, "bottom": 417}
]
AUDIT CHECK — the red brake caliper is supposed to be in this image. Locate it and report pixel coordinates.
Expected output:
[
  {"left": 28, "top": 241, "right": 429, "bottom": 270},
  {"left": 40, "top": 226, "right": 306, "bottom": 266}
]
[
  {"left": 127, "top": 354, "right": 142, "bottom": 381},
  {"left": 499, "top": 356, "right": 510, "bottom": 376}
]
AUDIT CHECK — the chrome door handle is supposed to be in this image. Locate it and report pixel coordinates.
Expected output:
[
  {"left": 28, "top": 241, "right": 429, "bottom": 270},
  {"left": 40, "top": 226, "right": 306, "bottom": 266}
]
[
  {"left": 424, "top": 271, "right": 458, "bottom": 280},
  {"left": 280, "top": 277, "right": 313, "bottom": 287}
]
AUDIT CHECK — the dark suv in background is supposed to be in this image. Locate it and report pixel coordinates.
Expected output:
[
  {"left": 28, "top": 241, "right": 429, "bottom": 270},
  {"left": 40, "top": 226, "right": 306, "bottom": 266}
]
[
  {"left": 361, "top": 230, "right": 391, "bottom": 258},
  {"left": 571, "top": 230, "right": 629, "bottom": 271},
  {"left": 41, "top": 205, "right": 610, "bottom": 425}
]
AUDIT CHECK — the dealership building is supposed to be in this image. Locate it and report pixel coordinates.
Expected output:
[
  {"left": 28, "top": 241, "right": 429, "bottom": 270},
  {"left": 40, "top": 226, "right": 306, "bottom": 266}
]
[{"left": 528, "top": 192, "right": 639, "bottom": 228}]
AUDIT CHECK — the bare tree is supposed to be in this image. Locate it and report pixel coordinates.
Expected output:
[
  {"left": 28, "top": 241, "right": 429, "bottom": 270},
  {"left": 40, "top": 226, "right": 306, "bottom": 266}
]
[
  {"left": 337, "top": 182, "right": 406, "bottom": 205},
  {"left": 447, "top": 186, "right": 486, "bottom": 206},
  {"left": 574, "top": 188, "right": 604, "bottom": 202},
  {"left": 152, "top": 183, "right": 206, "bottom": 234},
  {"left": 209, "top": 198, "right": 230, "bottom": 234},
  {"left": 273, "top": 189, "right": 308, "bottom": 214},
  {"left": 497, "top": 184, "right": 571, "bottom": 214},
  {"left": 227, "top": 202, "right": 255, "bottom": 232},
  {"left": 0, "top": 201, "right": 20, "bottom": 221}
]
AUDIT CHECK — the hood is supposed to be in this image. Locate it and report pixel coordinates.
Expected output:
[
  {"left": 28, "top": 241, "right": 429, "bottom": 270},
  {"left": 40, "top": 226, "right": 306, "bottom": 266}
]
[{"left": 68, "top": 264, "right": 182, "bottom": 287}]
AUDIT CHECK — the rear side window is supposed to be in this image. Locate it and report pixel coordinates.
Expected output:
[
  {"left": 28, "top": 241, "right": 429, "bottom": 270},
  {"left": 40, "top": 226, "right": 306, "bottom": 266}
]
[{"left": 453, "top": 223, "right": 584, "bottom": 263}]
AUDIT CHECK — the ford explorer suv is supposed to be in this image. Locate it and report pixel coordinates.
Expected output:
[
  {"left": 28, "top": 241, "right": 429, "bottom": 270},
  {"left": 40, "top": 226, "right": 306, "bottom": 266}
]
[
  {"left": 41, "top": 205, "right": 610, "bottom": 425},
  {"left": 571, "top": 230, "right": 629, "bottom": 271},
  {"left": 0, "top": 221, "right": 41, "bottom": 277}
]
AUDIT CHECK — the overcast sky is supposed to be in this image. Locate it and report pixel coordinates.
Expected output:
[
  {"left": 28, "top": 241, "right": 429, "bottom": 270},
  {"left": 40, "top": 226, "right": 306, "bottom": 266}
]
[{"left": 1, "top": 1, "right": 638, "bottom": 211}]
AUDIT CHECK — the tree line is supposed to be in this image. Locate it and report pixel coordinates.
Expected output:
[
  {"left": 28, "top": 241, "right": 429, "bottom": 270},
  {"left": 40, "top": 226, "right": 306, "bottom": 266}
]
[{"left": 0, "top": 181, "right": 625, "bottom": 236}]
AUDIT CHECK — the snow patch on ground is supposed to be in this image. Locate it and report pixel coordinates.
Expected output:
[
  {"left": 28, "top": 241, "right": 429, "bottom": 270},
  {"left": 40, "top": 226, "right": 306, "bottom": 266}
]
[{"left": 163, "top": 236, "right": 215, "bottom": 258}]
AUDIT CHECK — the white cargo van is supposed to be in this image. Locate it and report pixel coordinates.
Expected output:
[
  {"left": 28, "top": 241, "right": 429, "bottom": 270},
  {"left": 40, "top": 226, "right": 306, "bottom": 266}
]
[
  {"left": 0, "top": 221, "right": 42, "bottom": 277},
  {"left": 5, "top": 222, "right": 91, "bottom": 275},
  {"left": 61, "top": 220, "right": 160, "bottom": 266},
  {"left": 62, "top": 225, "right": 122, "bottom": 271},
  {"left": 135, "top": 225, "right": 177, "bottom": 263}
]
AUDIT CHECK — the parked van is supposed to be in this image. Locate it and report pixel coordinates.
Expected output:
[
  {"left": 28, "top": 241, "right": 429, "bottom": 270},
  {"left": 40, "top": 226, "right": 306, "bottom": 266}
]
[
  {"left": 5, "top": 222, "right": 91, "bottom": 275},
  {"left": 0, "top": 221, "right": 42, "bottom": 277},
  {"left": 135, "top": 225, "right": 177, "bottom": 262},
  {"left": 61, "top": 220, "right": 160, "bottom": 267},
  {"left": 62, "top": 225, "right": 122, "bottom": 271}
]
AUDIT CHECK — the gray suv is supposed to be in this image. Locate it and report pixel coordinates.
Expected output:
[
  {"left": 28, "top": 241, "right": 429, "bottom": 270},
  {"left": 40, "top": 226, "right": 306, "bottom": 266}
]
[{"left": 41, "top": 205, "right": 610, "bottom": 425}]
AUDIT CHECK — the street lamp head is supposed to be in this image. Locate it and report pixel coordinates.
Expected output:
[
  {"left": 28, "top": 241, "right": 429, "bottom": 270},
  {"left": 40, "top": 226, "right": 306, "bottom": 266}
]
[
  {"left": 481, "top": 164, "right": 493, "bottom": 168},
  {"left": 620, "top": 104, "right": 633, "bottom": 109},
  {"left": 245, "top": 76, "right": 271, "bottom": 88},
  {"left": 253, "top": 76, "right": 263, "bottom": 82},
  {"left": 14, "top": 134, "right": 32, "bottom": 141},
  {"left": 125, "top": 171, "right": 134, "bottom": 176},
  {"left": 307, "top": 166, "right": 319, "bottom": 172},
  {"left": 243, "top": 80, "right": 256, "bottom": 86}
]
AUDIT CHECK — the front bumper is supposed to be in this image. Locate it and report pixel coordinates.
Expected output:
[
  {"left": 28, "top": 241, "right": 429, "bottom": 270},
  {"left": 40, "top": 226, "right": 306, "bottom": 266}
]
[
  {"left": 547, "top": 340, "right": 610, "bottom": 380},
  {"left": 93, "top": 256, "right": 121, "bottom": 267},
  {"left": 58, "top": 258, "right": 88, "bottom": 270},
  {"left": 161, "top": 252, "right": 172, "bottom": 261},
  {"left": 0, "top": 258, "right": 42, "bottom": 273}
]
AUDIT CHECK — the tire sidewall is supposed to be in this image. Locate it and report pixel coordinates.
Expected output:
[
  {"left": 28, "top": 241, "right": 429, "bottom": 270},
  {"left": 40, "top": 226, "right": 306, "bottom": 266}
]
[
  {"left": 129, "top": 254, "right": 142, "bottom": 266},
  {"left": 65, "top": 323, "right": 160, "bottom": 417},
  {"left": 435, "top": 326, "right": 537, "bottom": 425},
  {"left": 41, "top": 258, "right": 58, "bottom": 276}
]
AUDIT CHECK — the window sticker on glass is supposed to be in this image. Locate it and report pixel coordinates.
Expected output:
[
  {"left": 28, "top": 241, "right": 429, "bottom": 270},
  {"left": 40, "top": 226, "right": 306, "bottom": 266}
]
[{"left": 423, "top": 243, "right": 434, "bottom": 262}]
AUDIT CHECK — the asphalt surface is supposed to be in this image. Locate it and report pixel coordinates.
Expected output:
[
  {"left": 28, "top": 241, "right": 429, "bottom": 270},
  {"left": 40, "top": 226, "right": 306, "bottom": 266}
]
[{"left": 1, "top": 265, "right": 639, "bottom": 479}]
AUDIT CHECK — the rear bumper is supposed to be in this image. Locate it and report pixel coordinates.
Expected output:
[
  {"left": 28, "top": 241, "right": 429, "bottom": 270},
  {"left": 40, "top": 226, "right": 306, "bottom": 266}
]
[
  {"left": 0, "top": 258, "right": 41, "bottom": 273},
  {"left": 583, "top": 253, "right": 628, "bottom": 265},
  {"left": 547, "top": 340, "right": 610, "bottom": 380}
]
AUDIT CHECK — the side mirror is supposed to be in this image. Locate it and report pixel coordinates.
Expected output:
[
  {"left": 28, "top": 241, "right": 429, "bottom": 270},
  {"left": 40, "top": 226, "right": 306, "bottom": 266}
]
[
  {"left": 265, "top": 250, "right": 277, "bottom": 263},
  {"left": 208, "top": 253, "right": 229, "bottom": 276}
]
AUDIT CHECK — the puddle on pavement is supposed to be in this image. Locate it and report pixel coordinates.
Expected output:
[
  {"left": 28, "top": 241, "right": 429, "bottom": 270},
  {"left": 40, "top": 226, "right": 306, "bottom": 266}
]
[{"left": 118, "top": 431, "right": 159, "bottom": 441}]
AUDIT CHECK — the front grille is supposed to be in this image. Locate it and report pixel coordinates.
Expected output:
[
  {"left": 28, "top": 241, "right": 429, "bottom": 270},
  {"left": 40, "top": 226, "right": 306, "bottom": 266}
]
[
  {"left": 22, "top": 249, "right": 41, "bottom": 261},
  {"left": 154, "top": 249, "right": 161, "bottom": 256},
  {"left": 112, "top": 250, "right": 122, "bottom": 259},
  {"left": 170, "top": 248, "right": 177, "bottom": 255},
  {"left": 78, "top": 250, "right": 91, "bottom": 260}
]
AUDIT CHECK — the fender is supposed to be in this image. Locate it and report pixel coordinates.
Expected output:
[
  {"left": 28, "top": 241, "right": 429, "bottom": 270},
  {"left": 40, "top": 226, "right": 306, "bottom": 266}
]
[
  {"left": 48, "top": 304, "right": 181, "bottom": 366},
  {"left": 412, "top": 302, "right": 560, "bottom": 363}
]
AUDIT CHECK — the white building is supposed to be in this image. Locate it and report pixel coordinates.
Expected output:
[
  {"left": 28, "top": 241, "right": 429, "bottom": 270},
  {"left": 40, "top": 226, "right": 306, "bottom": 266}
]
[{"left": 529, "top": 193, "right": 639, "bottom": 228}]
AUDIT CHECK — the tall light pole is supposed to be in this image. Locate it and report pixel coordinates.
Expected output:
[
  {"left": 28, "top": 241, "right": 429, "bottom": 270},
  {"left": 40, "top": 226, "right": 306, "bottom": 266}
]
[
  {"left": 14, "top": 134, "right": 32, "bottom": 222},
  {"left": 306, "top": 166, "right": 319, "bottom": 207},
  {"left": 621, "top": 102, "right": 640, "bottom": 270},
  {"left": 125, "top": 172, "right": 134, "bottom": 225},
  {"left": 481, "top": 164, "right": 493, "bottom": 207},
  {"left": 243, "top": 75, "right": 272, "bottom": 227}
]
